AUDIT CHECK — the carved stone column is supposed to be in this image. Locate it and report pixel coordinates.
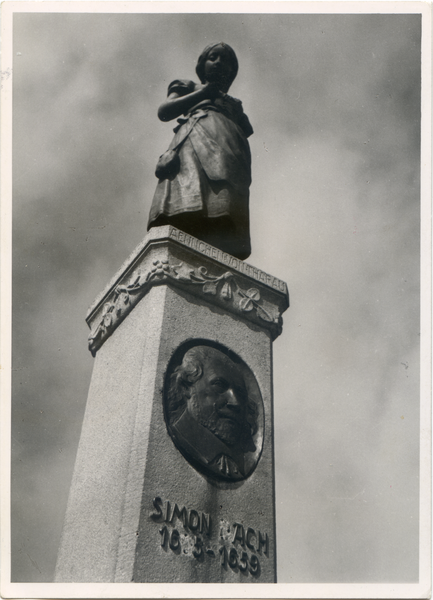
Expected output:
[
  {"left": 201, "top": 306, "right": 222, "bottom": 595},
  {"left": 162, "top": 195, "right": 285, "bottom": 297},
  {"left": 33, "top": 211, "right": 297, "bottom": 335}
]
[{"left": 55, "top": 225, "right": 289, "bottom": 583}]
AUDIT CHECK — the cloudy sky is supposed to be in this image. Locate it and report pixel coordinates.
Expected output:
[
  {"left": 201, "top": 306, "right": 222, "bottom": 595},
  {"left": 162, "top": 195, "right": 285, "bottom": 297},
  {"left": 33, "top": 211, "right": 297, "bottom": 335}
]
[{"left": 9, "top": 7, "right": 423, "bottom": 585}]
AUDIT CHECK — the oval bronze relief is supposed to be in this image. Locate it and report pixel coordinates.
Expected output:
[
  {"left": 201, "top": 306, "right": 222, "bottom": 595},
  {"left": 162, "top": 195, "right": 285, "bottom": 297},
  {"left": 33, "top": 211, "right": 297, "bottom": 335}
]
[{"left": 164, "top": 342, "right": 264, "bottom": 482}]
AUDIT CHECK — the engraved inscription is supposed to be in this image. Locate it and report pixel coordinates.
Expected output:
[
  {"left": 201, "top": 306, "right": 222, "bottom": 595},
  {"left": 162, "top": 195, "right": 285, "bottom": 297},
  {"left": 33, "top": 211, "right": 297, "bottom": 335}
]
[
  {"left": 232, "top": 523, "right": 269, "bottom": 556},
  {"left": 150, "top": 497, "right": 211, "bottom": 536},
  {"left": 219, "top": 545, "right": 260, "bottom": 576},
  {"left": 169, "top": 226, "right": 287, "bottom": 293},
  {"left": 149, "top": 497, "right": 269, "bottom": 578}
]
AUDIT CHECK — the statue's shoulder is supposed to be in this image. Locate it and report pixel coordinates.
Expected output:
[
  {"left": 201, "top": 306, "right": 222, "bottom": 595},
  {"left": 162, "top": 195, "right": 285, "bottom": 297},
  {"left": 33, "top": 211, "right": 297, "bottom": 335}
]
[
  {"left": 215, "top": 94, "right": 254, "bottom": 138},
  {"left": 167, "top": 79, "right": 196, "bottom": 97}
]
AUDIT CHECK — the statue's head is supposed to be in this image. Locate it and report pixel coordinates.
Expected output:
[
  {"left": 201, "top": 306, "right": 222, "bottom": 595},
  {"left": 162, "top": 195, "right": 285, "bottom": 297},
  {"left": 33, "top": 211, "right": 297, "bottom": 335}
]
[
  {"left": 196, "top": 42, "right": 239, "bottom": 92},
  {"left": 167, "top": 346, "right": 257, "bottom": 454}
]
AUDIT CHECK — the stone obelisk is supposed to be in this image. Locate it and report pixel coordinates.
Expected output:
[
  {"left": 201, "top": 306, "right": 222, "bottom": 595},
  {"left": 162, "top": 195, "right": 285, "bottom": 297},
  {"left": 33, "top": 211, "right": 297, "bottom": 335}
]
[{"left": 55, "top": 225, "right": 289, "bottom": 583}]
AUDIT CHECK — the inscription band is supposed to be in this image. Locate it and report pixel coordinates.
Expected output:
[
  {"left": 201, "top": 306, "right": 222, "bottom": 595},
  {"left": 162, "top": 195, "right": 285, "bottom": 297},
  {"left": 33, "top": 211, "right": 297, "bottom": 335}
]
[{"left": 169, "top": 226, "right": 287, "bottom": 294}]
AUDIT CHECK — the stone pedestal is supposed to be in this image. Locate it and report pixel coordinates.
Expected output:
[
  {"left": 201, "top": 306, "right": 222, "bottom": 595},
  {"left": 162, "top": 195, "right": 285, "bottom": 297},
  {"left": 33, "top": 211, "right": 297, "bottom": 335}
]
[{"left": 55, "top": 226, "right": 289, "bottom": 583}]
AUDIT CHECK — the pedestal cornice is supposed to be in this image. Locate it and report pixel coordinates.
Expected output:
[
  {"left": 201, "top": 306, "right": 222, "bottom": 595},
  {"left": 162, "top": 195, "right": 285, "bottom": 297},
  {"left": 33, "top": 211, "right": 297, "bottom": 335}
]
[{"left": 86, "top": 226, "right": 289, "bottom": 356}]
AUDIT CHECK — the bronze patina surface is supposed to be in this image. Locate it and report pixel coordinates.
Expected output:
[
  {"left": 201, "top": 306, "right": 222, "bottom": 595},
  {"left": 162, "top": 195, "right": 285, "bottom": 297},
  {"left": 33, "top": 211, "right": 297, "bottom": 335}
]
[
  {"left": 165, "top": 344, "right": 264, "bottom": 481},
  {"left": 148, "top": 43, "right": 253, "bottom": 260}
]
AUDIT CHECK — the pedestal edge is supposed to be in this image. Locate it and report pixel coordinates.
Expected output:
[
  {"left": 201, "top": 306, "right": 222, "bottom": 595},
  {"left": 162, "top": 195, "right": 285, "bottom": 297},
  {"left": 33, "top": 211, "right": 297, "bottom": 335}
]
[{"left": 86, "top": 226, "right": 290, "bottom": 355}]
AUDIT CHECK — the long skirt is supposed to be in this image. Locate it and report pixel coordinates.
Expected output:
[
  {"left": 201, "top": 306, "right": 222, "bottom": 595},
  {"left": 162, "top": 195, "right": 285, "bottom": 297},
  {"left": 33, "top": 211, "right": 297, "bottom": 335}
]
[{"left": 148, "top": 110, "right": 251, "bottom": 260}]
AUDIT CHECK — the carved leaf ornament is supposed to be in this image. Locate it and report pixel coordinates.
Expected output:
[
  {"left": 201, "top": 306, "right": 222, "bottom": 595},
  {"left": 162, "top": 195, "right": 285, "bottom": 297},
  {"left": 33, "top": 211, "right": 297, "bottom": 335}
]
[{"left": 88, "top": 259, "right": 277, "bottom": 355}]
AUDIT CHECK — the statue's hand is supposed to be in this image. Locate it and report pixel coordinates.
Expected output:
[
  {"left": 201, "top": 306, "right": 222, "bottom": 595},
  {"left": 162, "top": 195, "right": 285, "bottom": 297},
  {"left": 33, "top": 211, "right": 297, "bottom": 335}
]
[{"left": 200, "top": 82, "right": 221, "bottom": 100}]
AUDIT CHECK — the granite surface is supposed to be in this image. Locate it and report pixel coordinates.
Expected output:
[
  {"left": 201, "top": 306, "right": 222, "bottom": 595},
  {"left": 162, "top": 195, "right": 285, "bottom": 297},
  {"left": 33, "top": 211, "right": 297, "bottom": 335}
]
[
  {"left": 55, "top": 229, "right": 289, "bottom": 583},
  {"left": 86, "top": 226, "right": 289, "bottom": 356}
]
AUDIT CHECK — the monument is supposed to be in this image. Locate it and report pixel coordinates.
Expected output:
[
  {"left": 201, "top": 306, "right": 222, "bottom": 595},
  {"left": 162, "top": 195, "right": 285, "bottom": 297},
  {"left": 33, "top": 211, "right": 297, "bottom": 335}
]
[
  {"left": 55, "top": 43, "right": 289, "bottom": 584},
  {"left": 148, "top": 42, "right": 253, "bottom": 260}
]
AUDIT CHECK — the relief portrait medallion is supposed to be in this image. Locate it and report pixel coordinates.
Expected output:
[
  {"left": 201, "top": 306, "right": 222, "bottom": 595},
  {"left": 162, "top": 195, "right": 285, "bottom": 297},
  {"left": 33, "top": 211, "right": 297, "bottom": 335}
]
[{"left": 164, "top": 342, "right": 264, "bottom": 482}]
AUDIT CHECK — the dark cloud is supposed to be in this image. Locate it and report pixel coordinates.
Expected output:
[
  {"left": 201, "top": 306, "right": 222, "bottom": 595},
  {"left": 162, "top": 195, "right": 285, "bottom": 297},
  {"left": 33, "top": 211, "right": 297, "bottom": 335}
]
[{"left": 11, "top": 12, "right": 421, "bottom": 584}]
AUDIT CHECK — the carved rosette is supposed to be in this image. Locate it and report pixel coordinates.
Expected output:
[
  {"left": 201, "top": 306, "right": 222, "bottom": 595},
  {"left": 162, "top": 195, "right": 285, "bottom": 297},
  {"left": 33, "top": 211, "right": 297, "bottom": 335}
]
[{"left": 88, "top": 259, "right": 283, "bottom": 356}]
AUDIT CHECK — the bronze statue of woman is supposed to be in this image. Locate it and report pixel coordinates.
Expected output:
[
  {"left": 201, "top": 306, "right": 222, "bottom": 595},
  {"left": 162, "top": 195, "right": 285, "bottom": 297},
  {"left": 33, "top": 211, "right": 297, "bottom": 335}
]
[{"left": 147, "top": 43, "right": 253, "bottom": 260}]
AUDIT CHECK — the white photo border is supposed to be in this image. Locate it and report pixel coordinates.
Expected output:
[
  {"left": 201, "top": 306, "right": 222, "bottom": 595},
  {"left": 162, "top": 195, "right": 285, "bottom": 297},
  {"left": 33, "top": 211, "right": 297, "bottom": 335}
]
[{"left": 1, "top": 2, "right": 431, "bottom": 598}]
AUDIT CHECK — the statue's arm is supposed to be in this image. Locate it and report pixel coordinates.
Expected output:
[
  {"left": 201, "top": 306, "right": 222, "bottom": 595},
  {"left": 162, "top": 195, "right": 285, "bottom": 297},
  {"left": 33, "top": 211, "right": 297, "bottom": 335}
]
[
  {"left": 239, "top": 112, "right": 254, "bottom": 138},
  {"left": 157, "top": 82, "right": 219, "bottom": 122}
]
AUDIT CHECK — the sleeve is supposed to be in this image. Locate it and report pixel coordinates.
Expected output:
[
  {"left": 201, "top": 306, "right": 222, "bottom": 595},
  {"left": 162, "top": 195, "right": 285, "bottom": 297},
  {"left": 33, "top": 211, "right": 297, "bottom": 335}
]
[
  {"left": 167, "top": 79, "right": 195, "bottom": 97},
  {"left": 224, "top": 95, "right": 254, "bottom": 138},
  {"left": 239, "top": 113, "right": 254, "bottom": 138}
]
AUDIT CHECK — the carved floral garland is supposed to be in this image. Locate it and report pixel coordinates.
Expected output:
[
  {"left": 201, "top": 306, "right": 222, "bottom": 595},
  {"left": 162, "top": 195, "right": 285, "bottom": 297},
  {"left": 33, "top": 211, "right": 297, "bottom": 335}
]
[{"left": 88, "top": 259, "right": 279, "bottom": 355}]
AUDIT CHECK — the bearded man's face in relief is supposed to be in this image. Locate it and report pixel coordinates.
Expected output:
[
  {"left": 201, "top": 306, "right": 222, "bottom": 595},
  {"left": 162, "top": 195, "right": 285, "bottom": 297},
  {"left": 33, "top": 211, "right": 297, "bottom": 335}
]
[{"left": 185, "top": 355, "right": 255, "bottom": 453}]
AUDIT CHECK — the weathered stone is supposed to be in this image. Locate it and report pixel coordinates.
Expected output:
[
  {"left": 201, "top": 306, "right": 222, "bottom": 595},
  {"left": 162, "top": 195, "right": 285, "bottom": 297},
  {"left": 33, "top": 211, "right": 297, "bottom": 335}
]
[
  {"left": 55, "top": 226, "right": 289, "bottom": 583},
  {"left": 86, "top": 225, "right": 289, "bottom": 356}
]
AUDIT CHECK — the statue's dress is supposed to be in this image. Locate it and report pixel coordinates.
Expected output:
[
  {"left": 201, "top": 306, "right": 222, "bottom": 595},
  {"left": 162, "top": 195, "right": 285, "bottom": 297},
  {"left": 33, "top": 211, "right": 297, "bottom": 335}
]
[{"left": 147, "top": 79, "right": 253, "bottom": 260}]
